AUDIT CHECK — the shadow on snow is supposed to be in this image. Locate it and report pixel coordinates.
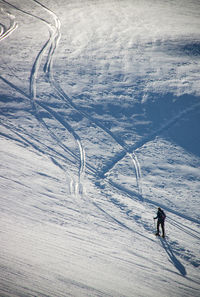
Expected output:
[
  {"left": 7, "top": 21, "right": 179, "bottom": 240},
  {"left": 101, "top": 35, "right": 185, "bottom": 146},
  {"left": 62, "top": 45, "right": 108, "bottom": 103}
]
[{"left": 160, "top": 238, "right": 187, "bottom": 276}]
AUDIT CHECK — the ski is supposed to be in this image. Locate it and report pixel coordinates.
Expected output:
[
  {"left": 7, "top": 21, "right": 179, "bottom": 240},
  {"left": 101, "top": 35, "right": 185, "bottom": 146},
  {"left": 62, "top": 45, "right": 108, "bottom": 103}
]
[{"left": 155, "top": 233, "right": 165, "bottom": 239}]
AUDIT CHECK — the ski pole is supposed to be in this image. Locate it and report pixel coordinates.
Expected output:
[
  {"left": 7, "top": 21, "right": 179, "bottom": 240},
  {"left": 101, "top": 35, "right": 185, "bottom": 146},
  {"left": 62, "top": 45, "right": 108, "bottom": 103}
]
[{"left": 153, "top": 217, "right": 156, "bottom": 231}]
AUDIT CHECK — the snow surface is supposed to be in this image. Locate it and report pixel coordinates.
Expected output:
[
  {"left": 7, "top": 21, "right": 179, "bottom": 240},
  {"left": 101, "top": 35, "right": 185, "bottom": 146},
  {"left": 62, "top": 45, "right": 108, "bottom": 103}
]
[{"left": 0, "top": 0, "right": 200, "bottom": 296}]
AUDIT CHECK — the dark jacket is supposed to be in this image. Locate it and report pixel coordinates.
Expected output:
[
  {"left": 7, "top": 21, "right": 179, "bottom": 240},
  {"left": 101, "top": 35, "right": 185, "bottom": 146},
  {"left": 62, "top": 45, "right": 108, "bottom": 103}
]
[{"left": 154, "top": 208, "right": 166, "bottom": 222}]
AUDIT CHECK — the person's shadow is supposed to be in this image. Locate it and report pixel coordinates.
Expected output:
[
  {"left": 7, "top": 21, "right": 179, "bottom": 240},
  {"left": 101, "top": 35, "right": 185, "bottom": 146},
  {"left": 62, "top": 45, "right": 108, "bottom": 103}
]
[{"left": 160, "top": 238, "right": 187, "bottom": 276}]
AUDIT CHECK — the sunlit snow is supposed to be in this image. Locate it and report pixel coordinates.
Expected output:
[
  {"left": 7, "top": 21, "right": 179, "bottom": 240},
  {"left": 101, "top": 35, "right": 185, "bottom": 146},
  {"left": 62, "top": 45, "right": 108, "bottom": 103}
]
[{"left": 0, "top": 0, "right": 200, "bottom": 296}]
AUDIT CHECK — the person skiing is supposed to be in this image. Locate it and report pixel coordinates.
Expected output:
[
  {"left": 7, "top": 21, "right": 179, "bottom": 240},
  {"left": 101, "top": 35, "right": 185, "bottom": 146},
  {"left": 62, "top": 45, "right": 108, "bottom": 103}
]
[{"left": 154, "top": 207, "right": 166, "bottom": 238}]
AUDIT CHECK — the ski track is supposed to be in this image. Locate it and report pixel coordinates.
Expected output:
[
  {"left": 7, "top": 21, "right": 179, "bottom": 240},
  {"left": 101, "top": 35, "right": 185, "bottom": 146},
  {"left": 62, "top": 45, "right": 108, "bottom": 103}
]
[
  {"left": 93, "top": 98, "right": 200, "bottom": 229},
  {"left": 93, "top": 175, "right": 200, "bottom": 263},
  {"left": 32, "top": 0, "right": 86, "bottom": 191},
  {"left": 167, "top": 217, "right": 200, "bottom": 241},
  {"left": 2, "top": 0, "right": 199, "bottom": 226},
  {"left": 51, "top": 79, "right": 142, "bottom": 195},
  {"left": 94, "top": 184, "right": 200, "bottom": 270},
  {"left": 0, "top": 8, "right": 18, "bottom": 41},
  {"left": 33, "top": 2, "right": 143, "bottom": 195},
  {"left": 32, "top": 0, "right": 142, "bottom": 196},
  {"left": 128, "top": 152, "right": 142, "bottom": 195},
  {"left": 30, "top": 0, "right": 140, "bottom": 195},
  {"left": 0, "top": 23, "right": 6, "bottom": 36},
  {"left": 1, "top": 2, "right": 200, "bottom": 295},
  {"left": 107, "top": 179, "right": 200, "bottom": 225},
  {"left": 2, "top": 0, "right": 200, "bottom": 220},
  {"left": 2, "top": 1, "right": 82, "bottom": 193},
  {"left": 0, "top": 77, "right": 80, "bottom": 168},
  {"left": 97, "top": 100, "right": 200, "bottom": 180},
  {"left": 0, "top": 120, "right": 78, "bottom": 167},
  {"left": 93, "top": 202, "right": 155, "bottom": 243},
  {"left": 2, "top": 0, "right": 87, "bottom": 194},
  {"left": 0, "top": 74, "right": 96, "bottom": 179}
]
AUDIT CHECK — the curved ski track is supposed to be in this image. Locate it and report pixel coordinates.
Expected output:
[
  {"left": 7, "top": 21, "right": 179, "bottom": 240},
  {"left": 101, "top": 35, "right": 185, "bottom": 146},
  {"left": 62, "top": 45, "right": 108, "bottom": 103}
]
[
  {"left": 31, "top": 0, "right": 86, "bottom": 193},
  {"left": 1, "top": 0, "right": 200, "bottom": 281},
  {"left": 0, "top": 8, "right": 18, "bottom": 41},
  {"left": 31, "top": 0, "right": 142, "bottom": 195},
  {"left": 2, "top": 0, "right": 200, "bottom": 225},
  {"left": 1, "top": 0, "right": 142, "bottom": 196},
  {"left": 2, "top": 0, "right": 88, "bottom": 195}
]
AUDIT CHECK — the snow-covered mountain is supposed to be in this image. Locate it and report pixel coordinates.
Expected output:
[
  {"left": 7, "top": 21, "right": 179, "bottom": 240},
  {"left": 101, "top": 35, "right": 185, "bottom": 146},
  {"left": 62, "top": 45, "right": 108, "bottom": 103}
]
[{"left": 0, "top": 0, "right": 200, "bottom": 296}]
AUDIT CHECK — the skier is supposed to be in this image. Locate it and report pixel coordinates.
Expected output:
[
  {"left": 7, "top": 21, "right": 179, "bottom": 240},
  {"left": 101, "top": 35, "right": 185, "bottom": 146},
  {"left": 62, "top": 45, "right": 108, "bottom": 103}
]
[{"left": 154, "top": 207, "right": 166, "bottom": 238}]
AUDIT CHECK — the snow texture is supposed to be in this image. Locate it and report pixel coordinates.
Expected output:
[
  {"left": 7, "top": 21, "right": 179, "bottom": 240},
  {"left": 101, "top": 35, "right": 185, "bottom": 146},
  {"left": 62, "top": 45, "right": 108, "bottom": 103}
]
[{"left": 0, "top": 0, "right": 200, "bottom": 296}]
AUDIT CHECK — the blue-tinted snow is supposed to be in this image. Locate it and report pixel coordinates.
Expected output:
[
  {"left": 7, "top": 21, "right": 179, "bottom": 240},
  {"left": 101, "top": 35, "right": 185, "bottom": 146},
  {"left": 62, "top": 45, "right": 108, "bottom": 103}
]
[{"left": 0, "top": 0, "right": 200, "bottom": 296}]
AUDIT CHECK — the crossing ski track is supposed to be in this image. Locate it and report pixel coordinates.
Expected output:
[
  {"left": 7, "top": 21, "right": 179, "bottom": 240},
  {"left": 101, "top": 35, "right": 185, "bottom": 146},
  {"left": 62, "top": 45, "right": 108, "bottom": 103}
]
[
  {"left": 32, "top": 3, "right": 143, "bottom": 194},
  {"left": 1, "top": 0, "right": 200, "bottom": 225},
  {"left": 2, "top": 0, "right": 87, "bottom": 195},
  {"left": 1, "top": 1, "right": 200, "bottom": 296},
  {"left": 2, "top": 0, "right": 142, "bottom": 196},
  {"left": 29, "top": 1, "right": 86, "bottom": 194},
  {"left": 0, "top": 73, "right": 96, "bottom": 177},
  {"left": 1, "top": 0, "right": 200, "bottom": 222},
  {"left": 96, "top": 99, "right": 200, "bottom": 180}
]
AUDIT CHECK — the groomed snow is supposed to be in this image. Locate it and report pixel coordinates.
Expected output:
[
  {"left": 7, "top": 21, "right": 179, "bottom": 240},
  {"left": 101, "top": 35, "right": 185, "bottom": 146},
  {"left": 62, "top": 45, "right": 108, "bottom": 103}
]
[{"left": 0, "top": 0, "right": 200, "bottom": 296}]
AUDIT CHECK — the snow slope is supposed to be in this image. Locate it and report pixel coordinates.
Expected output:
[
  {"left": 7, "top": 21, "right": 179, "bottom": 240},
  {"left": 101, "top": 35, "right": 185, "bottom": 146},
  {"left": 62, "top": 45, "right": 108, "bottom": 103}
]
[{"left": 0, "top": 0, "right": 200, "bottom": 296}]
